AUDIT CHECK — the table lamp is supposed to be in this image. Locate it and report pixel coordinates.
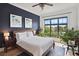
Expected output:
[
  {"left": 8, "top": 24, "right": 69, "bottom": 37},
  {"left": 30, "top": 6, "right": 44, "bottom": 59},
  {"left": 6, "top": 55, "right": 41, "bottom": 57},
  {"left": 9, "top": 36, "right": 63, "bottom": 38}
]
[{"left": 4, "top": 32, "right": 9, "bottom": 40}]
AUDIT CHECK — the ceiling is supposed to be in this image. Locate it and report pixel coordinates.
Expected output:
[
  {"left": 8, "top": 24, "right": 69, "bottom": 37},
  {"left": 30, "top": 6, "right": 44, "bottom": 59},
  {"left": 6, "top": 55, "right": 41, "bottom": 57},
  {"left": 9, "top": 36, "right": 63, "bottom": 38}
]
[{"left": 10, "top": 3, "right": 78, "bottom": 16}]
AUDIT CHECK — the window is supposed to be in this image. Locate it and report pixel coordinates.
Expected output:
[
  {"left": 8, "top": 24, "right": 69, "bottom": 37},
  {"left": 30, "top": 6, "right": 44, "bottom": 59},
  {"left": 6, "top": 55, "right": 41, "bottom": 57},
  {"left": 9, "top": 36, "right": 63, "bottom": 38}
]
[
  {"left": 51, "top": 19, "right": 58, "bottom": 24},
  {"left": 59, "top": 18, "right": 67, "bottom": 24},
  {"left": 44, "top": 19, "right": 50, "bottom": 24},
  {"left": 59, "top": 17, "right": 68, "bottom": 36},
  {"left": 44, "top": 17, "right": 68, "bottom": 37},
  {"left": 44, "top": 19, "right": 51, "bottom": 36}
]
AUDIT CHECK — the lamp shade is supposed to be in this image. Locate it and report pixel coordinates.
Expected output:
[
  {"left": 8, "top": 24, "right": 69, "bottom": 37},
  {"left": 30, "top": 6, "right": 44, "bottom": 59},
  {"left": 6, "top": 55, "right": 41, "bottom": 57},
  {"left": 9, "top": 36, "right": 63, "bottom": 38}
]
[{"left": 4, "top": 32, "right": 9, "bottom": 37}]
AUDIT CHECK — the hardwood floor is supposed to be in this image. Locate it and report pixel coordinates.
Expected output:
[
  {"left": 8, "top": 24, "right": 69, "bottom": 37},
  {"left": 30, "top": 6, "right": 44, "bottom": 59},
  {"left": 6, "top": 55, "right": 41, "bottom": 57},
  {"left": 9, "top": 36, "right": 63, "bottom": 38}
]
[
  {"left": 0, "top": 42, "right": 74, "bottom": 56},
  {"left": 0, "top": 47, "right": 22, "bottom": 56}
]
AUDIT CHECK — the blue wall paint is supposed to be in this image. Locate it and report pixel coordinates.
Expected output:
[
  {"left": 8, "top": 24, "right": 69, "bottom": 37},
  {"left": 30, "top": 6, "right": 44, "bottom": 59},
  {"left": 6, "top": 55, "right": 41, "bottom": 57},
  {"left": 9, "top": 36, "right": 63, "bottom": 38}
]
[{"left": 0, "top": 3, "right": 40, "bottom": 32}]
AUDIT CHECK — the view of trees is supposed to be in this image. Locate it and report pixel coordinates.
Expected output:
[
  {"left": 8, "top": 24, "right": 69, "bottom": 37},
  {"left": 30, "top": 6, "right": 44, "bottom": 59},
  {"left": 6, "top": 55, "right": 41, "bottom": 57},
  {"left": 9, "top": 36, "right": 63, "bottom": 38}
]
[{"left": 38, "top": 17, "right": 68, "bottom": 37}]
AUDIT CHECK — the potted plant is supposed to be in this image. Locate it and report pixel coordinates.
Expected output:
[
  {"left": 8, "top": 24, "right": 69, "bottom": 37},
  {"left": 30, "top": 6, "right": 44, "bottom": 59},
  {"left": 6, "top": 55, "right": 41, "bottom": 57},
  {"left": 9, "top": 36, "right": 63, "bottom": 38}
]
[{"left": 60, "top": 28, "right": 75, "bottom": 44}]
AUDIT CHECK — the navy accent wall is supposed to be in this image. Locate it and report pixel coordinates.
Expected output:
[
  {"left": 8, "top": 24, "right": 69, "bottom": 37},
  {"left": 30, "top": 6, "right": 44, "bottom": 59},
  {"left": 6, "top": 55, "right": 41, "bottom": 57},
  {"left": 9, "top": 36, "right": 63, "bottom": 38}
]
[{"left": 0, "top": 3, "right": 40, "bottom": 32}]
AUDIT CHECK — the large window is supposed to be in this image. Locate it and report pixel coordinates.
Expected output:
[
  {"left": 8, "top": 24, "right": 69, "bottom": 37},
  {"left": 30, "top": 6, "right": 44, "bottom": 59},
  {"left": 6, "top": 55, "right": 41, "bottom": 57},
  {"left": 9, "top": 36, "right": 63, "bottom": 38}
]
[
  {"left": 44, "top": 17, "right": 68, "bottom": 37},
  {"left": 44, "top": 19, "right": 51, "bottom": 36},
  {"left": 44, "top": 19, "right": 50, "bottom": 24}
]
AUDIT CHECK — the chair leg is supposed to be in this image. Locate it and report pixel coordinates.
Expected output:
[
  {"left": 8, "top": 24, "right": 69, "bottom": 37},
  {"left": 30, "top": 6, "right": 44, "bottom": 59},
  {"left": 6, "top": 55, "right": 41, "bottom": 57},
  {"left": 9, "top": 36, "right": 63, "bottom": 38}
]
[
  {"left": 72, "top": 47, "right": 75, "bottom": 56},
  {"left": 53, "top": 42, "right": 55, "bottom": 49},
  {"left": 66, "top": 46, "right": 69, "bottom": 54}
]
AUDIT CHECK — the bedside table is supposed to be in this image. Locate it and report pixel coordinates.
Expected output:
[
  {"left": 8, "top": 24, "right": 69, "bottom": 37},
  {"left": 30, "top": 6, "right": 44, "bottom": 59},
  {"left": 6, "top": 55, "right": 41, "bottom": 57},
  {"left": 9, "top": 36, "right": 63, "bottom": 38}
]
[{"left": 4, "top": 37, "right": 16, "bottom": 52}]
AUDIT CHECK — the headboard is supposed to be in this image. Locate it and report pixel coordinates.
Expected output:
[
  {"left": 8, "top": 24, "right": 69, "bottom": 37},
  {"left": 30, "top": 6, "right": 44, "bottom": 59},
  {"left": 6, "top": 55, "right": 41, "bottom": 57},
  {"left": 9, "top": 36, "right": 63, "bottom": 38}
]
[{"left": 13, "top": 29, "right": 35, "bottom": 35}]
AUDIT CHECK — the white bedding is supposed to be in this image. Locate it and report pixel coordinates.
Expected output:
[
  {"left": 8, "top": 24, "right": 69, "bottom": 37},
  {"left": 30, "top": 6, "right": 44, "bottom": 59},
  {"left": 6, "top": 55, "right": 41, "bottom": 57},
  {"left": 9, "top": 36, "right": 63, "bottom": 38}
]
[{"left": 16, "top": 32, "right": 54, "bottom": 56}]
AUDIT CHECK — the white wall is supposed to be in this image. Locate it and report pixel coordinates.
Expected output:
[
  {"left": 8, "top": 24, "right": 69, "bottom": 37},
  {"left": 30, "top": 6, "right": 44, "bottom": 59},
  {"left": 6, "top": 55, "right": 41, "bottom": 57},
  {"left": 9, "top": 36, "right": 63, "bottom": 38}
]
[
  {"left": 40, "top": 5, "right": 79, "bottom": 30},
  {"left": 77, "top": 6, "right": 79, "bottom": 29}
]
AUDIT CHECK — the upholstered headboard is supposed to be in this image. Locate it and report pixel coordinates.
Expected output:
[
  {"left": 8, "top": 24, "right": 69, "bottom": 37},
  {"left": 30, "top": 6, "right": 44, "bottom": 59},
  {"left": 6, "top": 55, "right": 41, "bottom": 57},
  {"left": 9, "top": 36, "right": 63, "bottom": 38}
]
[{"left": 14, "top": 29, "right": 35, "bottom": 35}]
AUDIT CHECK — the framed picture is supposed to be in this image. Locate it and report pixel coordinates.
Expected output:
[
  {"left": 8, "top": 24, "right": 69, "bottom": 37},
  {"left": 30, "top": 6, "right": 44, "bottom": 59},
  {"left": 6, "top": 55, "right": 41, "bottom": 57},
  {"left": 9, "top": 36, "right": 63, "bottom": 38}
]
[
  {"left": 10, "top": 14, "right": 22, "bottom": 28},
  {"left": 25, "top": 18, "right": 32, "bottom": 28}
]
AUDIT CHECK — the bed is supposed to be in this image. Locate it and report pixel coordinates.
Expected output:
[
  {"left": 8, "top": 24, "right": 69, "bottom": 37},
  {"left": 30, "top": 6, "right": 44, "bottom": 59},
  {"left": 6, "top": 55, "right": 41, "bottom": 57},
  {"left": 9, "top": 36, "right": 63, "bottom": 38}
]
[{"left": 15, "top": 31, "right": 54, "bottom": 56}]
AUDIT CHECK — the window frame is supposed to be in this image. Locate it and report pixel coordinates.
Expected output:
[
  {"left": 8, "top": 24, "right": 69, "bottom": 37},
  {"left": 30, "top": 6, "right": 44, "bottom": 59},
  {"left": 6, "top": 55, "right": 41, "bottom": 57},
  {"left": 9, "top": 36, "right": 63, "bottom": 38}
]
[{"left": 44, "top": 16, "right": 68, "bottom": 36}]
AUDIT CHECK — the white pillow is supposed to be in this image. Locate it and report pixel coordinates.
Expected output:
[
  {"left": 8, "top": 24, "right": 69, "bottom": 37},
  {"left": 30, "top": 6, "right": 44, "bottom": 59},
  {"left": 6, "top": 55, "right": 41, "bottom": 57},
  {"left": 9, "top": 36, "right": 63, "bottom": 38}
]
[
  {"left": 19, "top": 32, "right": 26, "bottom": 39},
  {"left": 25, "top": 31, "right": 29, "bottom": 37},
  {"left": 16, "top": 32, "right": 27, "bottom": 41},
  {"left": 27, "top": 31, "right": 33, "bottom": 37},
  {"left": 16, "top": 33, "right": 20, "bottom": 41}
]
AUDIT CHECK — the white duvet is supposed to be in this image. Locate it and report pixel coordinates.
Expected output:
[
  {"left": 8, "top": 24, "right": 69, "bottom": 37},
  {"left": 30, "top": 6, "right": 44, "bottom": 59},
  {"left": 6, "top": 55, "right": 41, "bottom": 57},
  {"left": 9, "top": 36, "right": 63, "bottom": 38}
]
[
  {"left": 16, "top": 36, "right": 53, "bottom": 56},
  {"left": 16, "top": 32, "right": 54, "bottom": 56}
]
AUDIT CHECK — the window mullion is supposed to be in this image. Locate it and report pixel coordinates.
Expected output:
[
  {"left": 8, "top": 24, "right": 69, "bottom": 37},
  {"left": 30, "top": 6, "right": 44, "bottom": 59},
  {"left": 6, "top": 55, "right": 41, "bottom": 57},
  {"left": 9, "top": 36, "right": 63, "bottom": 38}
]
[
  {"left": 50, "top": 19, "right": 51, "bottom": 37},
  {"left": 58, "top": 19, "right": 59, "bottom": 36}
]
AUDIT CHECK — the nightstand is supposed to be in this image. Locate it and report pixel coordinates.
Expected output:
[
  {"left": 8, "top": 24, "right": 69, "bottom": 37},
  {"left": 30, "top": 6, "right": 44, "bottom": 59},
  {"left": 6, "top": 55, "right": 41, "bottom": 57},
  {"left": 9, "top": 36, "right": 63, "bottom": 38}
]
[{"left": 4, "top": 37, "right": 16, "bottom": 52}]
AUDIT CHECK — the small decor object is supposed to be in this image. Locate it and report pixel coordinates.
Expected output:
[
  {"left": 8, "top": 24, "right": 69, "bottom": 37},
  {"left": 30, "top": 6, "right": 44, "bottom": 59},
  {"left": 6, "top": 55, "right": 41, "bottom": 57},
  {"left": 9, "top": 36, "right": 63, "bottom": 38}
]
[
  {"left": 25, "top": 18, "right": 32, "bottom": 28},
  {"left": 10, "top": 14, "right": 22, "bottom": 28},
  {"left": 33, "top": 30, "right": 36, "bottom": 35}
]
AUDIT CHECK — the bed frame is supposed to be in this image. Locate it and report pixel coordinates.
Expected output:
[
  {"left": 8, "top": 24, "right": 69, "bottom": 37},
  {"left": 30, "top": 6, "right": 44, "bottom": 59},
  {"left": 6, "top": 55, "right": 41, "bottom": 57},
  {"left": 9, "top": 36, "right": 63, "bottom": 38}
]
[
  {"left": 16, "top": 44, "right": 53, "bottom": 56},
  {"left": 16, "top": 45, "right": 33, "bottom": 56},
  {"left": 14, "top": 30, "right": 54, "bottom": 56}
]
